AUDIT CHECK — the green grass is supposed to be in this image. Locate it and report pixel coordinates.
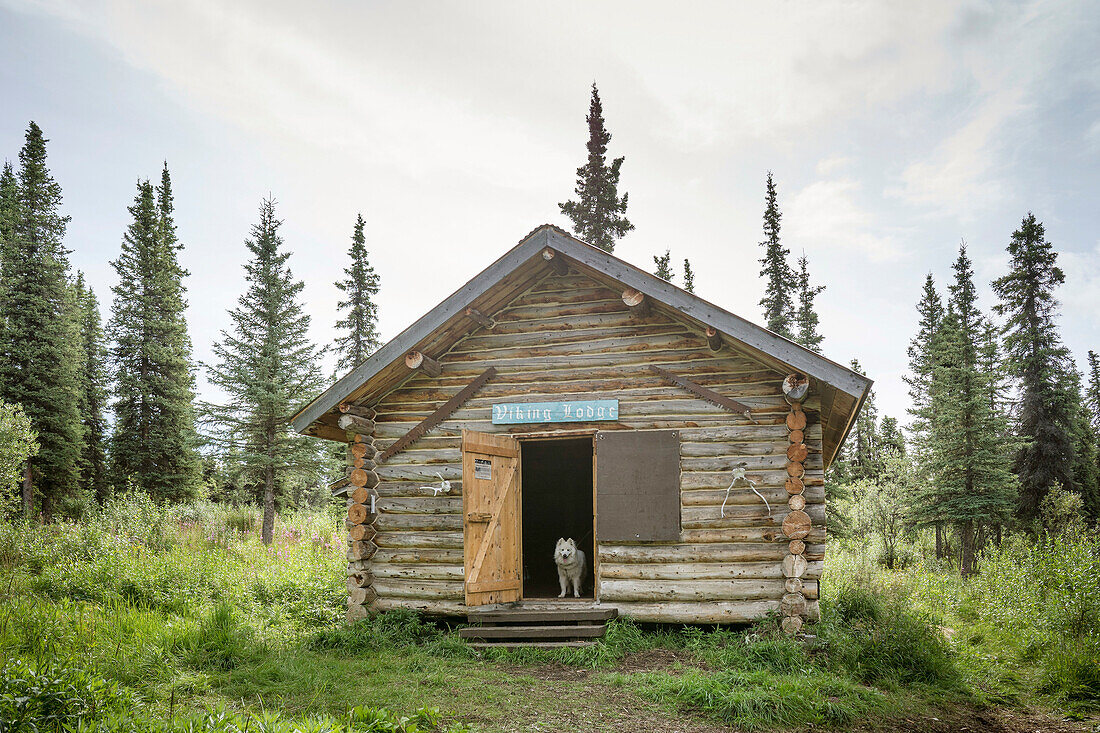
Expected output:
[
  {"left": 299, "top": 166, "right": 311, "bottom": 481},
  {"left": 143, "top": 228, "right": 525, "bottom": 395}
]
[{"left": 1, "top": 495, "right": 1096, "bottom": 731}]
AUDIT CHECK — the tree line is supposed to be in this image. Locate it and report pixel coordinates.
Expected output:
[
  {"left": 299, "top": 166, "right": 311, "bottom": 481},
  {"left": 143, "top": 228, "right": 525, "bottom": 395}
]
[
  {"left": 0, "top": 123, "right": 382, "bottom": 544},
  {"left": 3, "top": 83, "right": 1098, "bottom": 565}
]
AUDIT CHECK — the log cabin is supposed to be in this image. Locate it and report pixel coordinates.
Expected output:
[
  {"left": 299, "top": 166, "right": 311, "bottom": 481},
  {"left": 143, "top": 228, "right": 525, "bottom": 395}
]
[{"left": 291, "top": 224, "right": 872, "bottom": 634}]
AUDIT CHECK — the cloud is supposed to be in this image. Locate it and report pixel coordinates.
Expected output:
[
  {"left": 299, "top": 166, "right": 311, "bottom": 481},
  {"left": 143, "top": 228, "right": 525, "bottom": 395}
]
[
  {"left": 815, "top": 156, "right": 851, "bottom": 176},
  {"left": 1060, "top": 242, "right": 1100, "bottom": 315},
  {"left": 886, "top": 89, "right": 1025, "bottom": 218},
  {"left": 786, "top": 178, "right": 902, "bottom": 262}
]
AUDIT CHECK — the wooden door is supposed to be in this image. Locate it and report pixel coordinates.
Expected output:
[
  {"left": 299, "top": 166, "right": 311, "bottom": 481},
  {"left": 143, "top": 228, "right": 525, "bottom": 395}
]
[{"left": 462, "top": 429, "right": 521, "bottom": 606}]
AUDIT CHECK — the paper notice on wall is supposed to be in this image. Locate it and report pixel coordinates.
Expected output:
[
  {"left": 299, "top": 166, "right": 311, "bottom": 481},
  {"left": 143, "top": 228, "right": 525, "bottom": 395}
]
[{"left": 473, "top": 458, "right": 492, "bottom": 480}]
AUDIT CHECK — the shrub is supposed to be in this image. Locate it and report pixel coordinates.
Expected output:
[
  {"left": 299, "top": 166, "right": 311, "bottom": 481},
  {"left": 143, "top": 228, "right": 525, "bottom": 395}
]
[
  {"left": 0, "top": 658, "right": 132, "bottom": 732},
  {"left": 818, "top": 585, "right": 961, "bottom": 688}
]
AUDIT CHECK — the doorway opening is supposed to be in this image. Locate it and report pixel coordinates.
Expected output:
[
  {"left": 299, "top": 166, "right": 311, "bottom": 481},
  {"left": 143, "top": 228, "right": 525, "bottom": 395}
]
[{"left": 520, "top": 437, "right": 595, "bottom": 599}]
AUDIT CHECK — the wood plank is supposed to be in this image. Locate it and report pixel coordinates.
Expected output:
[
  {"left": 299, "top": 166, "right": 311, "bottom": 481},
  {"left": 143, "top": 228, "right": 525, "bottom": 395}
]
[
  {"left": 467, "top": 608, "right": 617, "bottom": 623},
  {"left": 459, "top": 625, "right": 606, "bottom": 639}
]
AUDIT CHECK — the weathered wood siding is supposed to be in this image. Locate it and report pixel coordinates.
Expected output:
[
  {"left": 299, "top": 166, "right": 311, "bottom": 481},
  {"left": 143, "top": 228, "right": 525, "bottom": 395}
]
[{"left": 363, "top": 271, "right": 826, "bottom": 623}]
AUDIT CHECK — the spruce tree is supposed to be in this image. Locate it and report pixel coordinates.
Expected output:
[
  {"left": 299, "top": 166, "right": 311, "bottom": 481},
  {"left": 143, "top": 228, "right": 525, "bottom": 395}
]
[
  {"left": 758, "top": 172, "right": 795, "bottom": 338},
  {"left": 559, "top": 84, "right": 633, "bottom": 252},
  {"left": 794, "top": 254, "right": 825, "bottom": 353},
  {"left": 74, "top": 274, "right": 109, "bottom": 503},
  {"left": 0, "top": 123, "right": 84, "bottom": 519},
  {"left": 992, "top": 213, "right": 1077, "bottom": 520},
  {"left": 682, "top": 259, "right": 695, "bottom": 293},
  {"left": 1087, "top": 350, "right": 1100, "bottom": 517},
  {"left": 905, "top": 275, "right": 944, "bottom": 455},
  {"left": 877, "top": 416, "right": 906, "bottom": 456},
  {"left": 847, "top": 359, "right": 879, "bottom": 481},
  {"left": 921, "top": 245, "right": 1017, "bottom": 575},
  {"left": 205, "top": 198, "right": 326, "bottom": 545},
  {"left": 653, "top": 250, "right": 673, "bottom": 281},
  {"left": 334, "top": 213, "right": 380, "bottom": 371},
  {"left": 108, "top": 167, "right": 200, "bottom": 500}
]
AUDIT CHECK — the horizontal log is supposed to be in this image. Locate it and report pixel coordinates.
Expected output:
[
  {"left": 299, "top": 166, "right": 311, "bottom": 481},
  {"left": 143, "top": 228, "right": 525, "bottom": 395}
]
[
  {"left": 372, "top": 578, "right": 464, "bottom": 600},
  {"left": 348, "top": 572, "right": 373, "bottom": 589},
  {"left": 373, "top": 548, "right": 464, "bottom": 564},
  {"left": 600, "top": 578, "right": 784, "bottom": 602},
  {"left": 599, "top": 560, "right": 823, "bottom": 581},
  {"left": 340, "top": 404, "right": 377, "bottom": 419},
  {"left": 682, "top": 503, "right": 825, "bottom": 529},
  {"left": 347, "top": 540, "right": 377, "bottom": 561},
  {"left": 377, "top": 497, "right": 462, "bottom": 514},
  {"left": 338, "top": 414, "right": 376, "bottom": 435},
  {"left": 681, "top": 485, "right": 825, "bottom": 506},
  {"left": 370, "top": 598, "right": 466, "bottom": 617},
  {"left": 598, "top": 543, "right": 787, "bottom": 564},
  {"left": 609, "top": 600, "right": 779, "bottom": 624},
  {"left": 370, "top": 563, "right": 464, "bottom": 581},
  {"left": 680, "top": 527, "right": 783, "bottom": 543},
  {"left": 350, "top": 442, "right": 378, "bottom": 460},
  {"left": 374, "top": 481, "right": 464, "bottom": 498},
  {"left": 374, "top": 531, "right": 463, "bottom": 549},
  {"left": 348, "top": 524, "right": 377, "bottom": 542},
  {"left": 348, "top": 586, "right": 378, "bottom": 606},
  {"left": 405, "top": 350, "right": 442, "bottom": 377},
  {"left": 373, "top": 513, "right": 462, "bottom": 531}
]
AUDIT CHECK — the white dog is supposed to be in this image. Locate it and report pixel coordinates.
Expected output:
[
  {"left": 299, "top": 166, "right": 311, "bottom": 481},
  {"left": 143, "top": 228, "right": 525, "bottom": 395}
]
[{"left": 554, "top": 537, "right": 586, "bottom": 598}]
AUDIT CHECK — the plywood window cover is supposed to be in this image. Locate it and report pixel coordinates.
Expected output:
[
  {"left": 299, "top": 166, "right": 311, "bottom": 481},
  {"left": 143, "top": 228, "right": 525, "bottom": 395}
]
[{"left": 595, "top": 429, "right": 682, "bottom": 542}]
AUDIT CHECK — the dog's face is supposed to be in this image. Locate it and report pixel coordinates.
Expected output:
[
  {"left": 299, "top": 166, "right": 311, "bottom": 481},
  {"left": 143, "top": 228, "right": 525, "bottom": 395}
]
[{"left": 555, "top": 537, "right": 577, "bottom": 563}]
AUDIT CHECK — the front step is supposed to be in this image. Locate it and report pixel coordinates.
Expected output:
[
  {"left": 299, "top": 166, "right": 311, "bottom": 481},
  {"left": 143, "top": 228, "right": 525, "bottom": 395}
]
[{"left": 463, "top": 606, "right": 618, "bottom": 647}]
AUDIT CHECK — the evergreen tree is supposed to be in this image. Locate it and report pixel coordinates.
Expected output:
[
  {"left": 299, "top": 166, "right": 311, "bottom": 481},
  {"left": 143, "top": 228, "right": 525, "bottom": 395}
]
[
  {"left": 682, "top": 259, "right": 695, "bottom": 293},
  {"left": 905, "top": 274, "right": 944, "bottom": 459},
  {"left": 921, "top": 245, "right": 1017, "bottom": 575},
  {"left": 847, "top": 359, "right": 880, "bottom": 481},
  {"left": 205, "top": 198, "right": 326, "bottom": 545},
  {"left": 992, "top": 213, "right": 1077, "bottom": 520},
  {"left": 758, "top": 172, "right": 795, "bottom": 338},
  {"left": 1088, "top": 351, "right": 1100, "bottom": 429},
  {"left": 653, "top": 250, "right": 673, "bottom": 282},
  {"left": 334, "top": 213, "right": 381, "bottom": 371},
  {"left": 0, "top": 123, "right": 84, "bottom": 519},
  {"left": 559, "top": 84, "right": 633, "bottom": 252},
  {"left": 1087, "top": 350, "right": 1100, "bottom": 518},
  {"left": 108, "top": 167, "right": 200, "bottom": 500},
  {"left": 877, "top": 416, "right": 906, "bottom": 457},
  {"left": 794, "top": 253, "right": 825, "bottom": 353},
  {"left": 74, "top": 274, "right": 109, "bottom": 503}
]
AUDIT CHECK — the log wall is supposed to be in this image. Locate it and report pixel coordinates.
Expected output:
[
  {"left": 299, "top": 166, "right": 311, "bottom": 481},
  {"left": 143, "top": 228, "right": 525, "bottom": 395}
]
[{"left": 353, "top": 271, "right": 827, "bottom": 624}]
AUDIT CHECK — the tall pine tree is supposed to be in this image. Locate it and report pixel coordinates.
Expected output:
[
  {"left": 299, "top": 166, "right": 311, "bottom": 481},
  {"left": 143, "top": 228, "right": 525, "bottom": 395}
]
[
  {"left": 992, "top": 213, "right": 1077, "bottom": 520},
  {"left": 847, "top": 359, "right": 880, "bottom": 481},
  {"left": 334, "top": 213, "right": 381, "bottom": 371},
  {"left": 682, "top": 259, "right": 695, "bottom": 293},
  {"left": 794, "top": 254, "right": 825, "bottom": 352},
  {"left": 205, "top": 198, "right": 325, "bottom": 545},
  {"left": 922, "top": 245, "right": 1017, "bottom": 575},
  {"left": 559, "top": 84, "right": 633, "bottom": 252},
  {"left": 758, "top": 172, "right": 795, "bottom": 338},
  {"left": 0, "top": 123, "right": 84, "bottom": 519},
  {"left": 108, "top": 166, "right": 200, "bottom": 500},
  {"left": 74, "top": 273, "right": 109, "bottom": 503}
]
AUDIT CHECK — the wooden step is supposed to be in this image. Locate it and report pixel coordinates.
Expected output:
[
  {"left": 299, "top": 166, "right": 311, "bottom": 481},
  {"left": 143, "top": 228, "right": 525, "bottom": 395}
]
[
  {"left": 467, "top": 608, "right": 618, "bottom": 625},
  {"left": 468, "top": 640, "right": 597, "bottom": 649},
  {"left": 460, "top": 624, "right": 607, "bottom": 640}
]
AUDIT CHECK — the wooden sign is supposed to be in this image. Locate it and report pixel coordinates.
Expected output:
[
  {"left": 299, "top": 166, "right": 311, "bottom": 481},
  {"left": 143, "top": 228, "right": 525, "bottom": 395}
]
[{"left": 491, "top": 399, "right": 619, "bottom": 424}]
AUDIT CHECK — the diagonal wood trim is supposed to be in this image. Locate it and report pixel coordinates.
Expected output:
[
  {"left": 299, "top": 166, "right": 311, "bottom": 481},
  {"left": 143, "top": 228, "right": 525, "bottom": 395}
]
[
  {"left": 467, "top": 577, "right": 520, "bottom": 593},
  {"left": 648, "top": 365, "right": 758, "bottom": 423},
  {"left": 379, "top": 367, "right": 496, "bottom": 462},
  {"left": 466, "top": 461, "right": 517, "bottom": 585}
]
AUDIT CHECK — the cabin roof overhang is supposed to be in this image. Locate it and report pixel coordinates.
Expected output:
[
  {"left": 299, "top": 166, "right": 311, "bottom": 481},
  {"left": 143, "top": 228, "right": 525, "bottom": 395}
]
[{"left": 291, "top": 224, "right": 872, "bottom": 467}]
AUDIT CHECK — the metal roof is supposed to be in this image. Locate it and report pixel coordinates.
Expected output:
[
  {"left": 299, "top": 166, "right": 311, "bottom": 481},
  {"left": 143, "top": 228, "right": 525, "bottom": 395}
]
[{"left": 291, "top": 224, "right": 872, "bottom": 466}]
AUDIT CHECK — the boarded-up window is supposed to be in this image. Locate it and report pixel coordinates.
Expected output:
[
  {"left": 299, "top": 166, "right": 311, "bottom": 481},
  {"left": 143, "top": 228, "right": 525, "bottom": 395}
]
[{"left": 595, "top": 430, "right": 680, "bottom": 541}]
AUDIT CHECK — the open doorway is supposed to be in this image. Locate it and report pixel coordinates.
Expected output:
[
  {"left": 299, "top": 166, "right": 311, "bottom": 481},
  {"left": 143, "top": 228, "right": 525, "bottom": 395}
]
[{"left": 520, "top": 437, "right": 595, "bottom": 599}]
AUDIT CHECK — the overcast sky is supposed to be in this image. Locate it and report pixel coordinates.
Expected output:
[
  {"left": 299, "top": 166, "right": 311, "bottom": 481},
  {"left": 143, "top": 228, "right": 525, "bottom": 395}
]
[{"left": 2, "top": 0, "right": 1098, "bottom": 422}]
